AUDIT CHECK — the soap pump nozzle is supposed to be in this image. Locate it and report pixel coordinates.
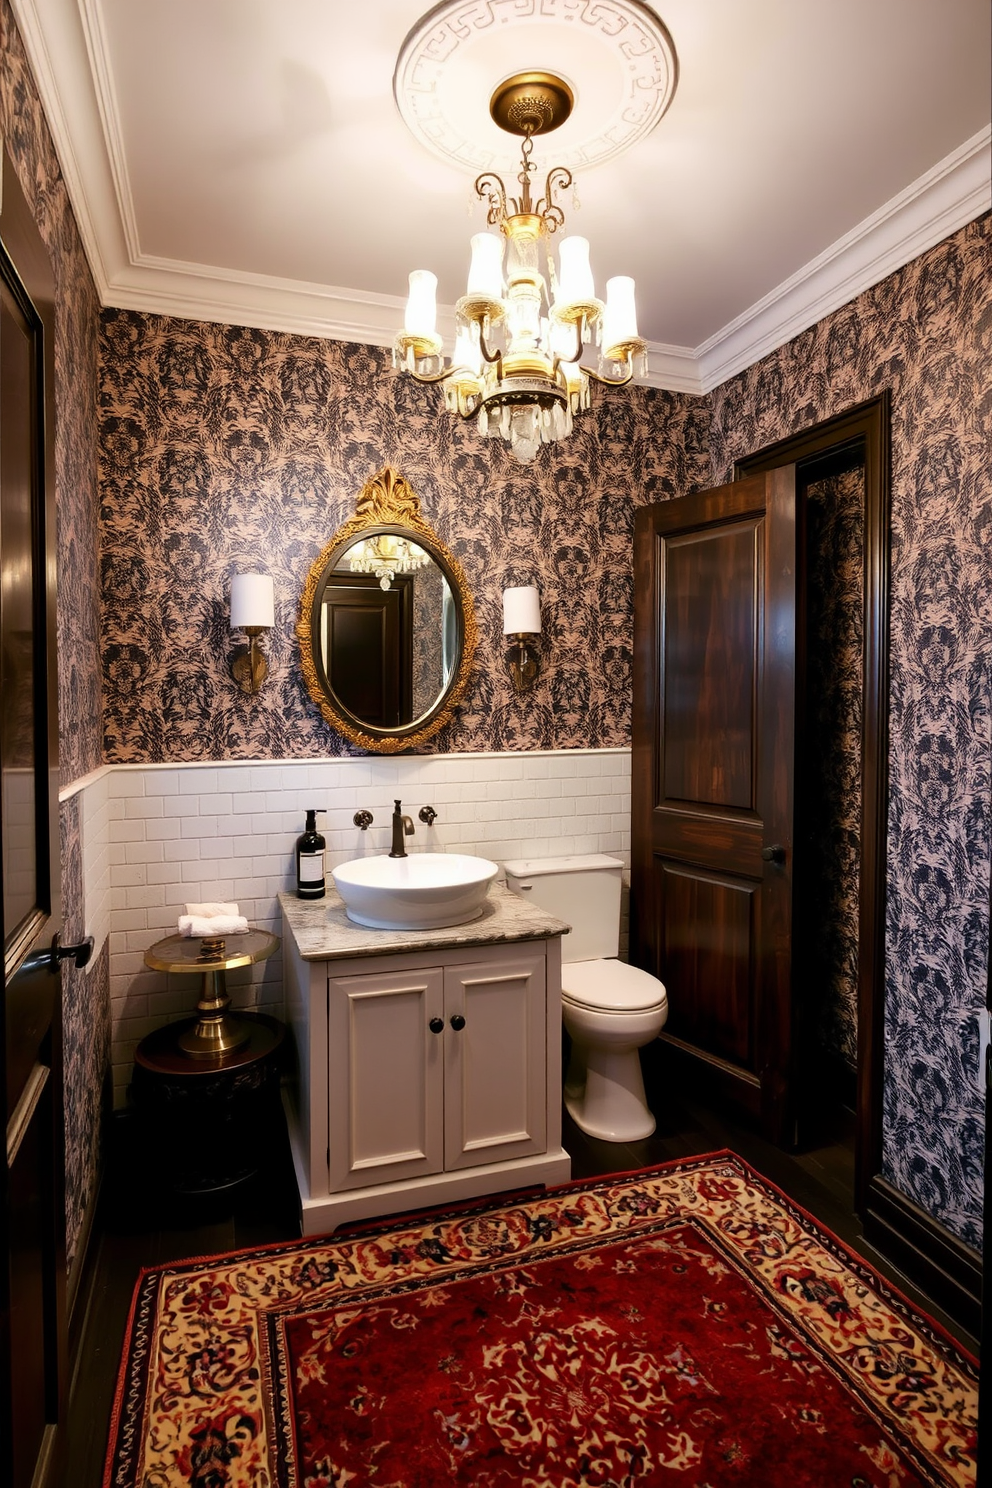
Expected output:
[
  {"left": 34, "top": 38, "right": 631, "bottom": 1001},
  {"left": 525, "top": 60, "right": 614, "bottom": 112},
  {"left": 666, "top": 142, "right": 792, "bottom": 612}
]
[{"left": 389, "top": 799, "right": 415, "bottom": 858}]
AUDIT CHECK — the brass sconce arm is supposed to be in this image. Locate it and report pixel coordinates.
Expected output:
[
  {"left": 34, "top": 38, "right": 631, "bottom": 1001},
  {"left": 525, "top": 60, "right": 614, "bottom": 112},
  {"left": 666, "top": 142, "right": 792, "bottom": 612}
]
[
  {"left": 232, "top": 626, "right": 269, "bottom": 695},
  {"left": 507, "top": 633, "right": 540, "bottom": 692}
]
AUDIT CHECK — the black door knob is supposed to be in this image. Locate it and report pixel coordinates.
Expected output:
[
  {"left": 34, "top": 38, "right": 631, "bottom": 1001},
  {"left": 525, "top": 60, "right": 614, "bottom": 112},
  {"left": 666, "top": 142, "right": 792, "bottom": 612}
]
[
  {"left": 52, "top": 933, "right": 94, "bottom": 969},
  {"left": 429, "top": 1017, "right": 444, "bottom": 1034},
  {"left": 449, "top": 1013, "right": 466, "bottom": 1031},
  {"left": 761, "top": 844, "right": 786, "bottom": 865}
]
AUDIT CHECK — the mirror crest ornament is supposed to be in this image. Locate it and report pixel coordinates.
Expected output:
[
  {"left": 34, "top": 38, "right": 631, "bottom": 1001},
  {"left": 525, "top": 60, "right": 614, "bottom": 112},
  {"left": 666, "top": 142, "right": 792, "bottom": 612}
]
[{"left": 297, "top": 467, "right": 478, "bottom": 754}]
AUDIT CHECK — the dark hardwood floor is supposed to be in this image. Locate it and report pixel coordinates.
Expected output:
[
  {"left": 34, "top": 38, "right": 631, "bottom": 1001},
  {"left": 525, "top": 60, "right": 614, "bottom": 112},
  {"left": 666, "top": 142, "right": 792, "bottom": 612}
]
[{"left": 64, "top": 1041, "right": 977, "bottom": 1487}]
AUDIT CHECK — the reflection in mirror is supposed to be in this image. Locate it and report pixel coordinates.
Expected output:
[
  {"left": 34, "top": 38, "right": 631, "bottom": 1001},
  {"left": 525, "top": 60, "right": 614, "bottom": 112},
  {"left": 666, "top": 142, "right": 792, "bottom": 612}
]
[
  {"left": 320, "top": 537, "right": 455, "bottom": 728},
  {"left": 297, "top": 467, "right": 478, "bottom": 755}
]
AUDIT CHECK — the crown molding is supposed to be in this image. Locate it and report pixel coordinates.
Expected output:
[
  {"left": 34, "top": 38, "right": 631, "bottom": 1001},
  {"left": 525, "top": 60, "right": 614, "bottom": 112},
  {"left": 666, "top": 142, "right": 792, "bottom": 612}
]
[
  {"left": 8, "top": 0, "right": 120, "bottom": 287},
  {"left": 9, "top": 0, "right": 990, "bottom": 399},
  {"left": 695, "top": 126, "right": 992, "bottom": 393},
  {"left": 97, "top": 249, "right": 707, "bottom": 392}
]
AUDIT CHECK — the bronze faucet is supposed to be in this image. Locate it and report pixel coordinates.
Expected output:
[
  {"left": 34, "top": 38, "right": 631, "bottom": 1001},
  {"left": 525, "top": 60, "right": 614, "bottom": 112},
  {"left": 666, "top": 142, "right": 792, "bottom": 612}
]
[{"left": 389, "top": 799, "right": 415, "bottom": 858}]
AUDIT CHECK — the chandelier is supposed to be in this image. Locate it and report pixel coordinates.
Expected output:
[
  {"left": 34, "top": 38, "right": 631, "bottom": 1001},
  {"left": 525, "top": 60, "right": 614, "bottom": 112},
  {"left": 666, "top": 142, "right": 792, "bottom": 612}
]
[
  {"left": 347, "top": 533, "right": 431, "bottom": 590},
  {"left": 393, "top": 72, "right": 648, "bottom": 464}
]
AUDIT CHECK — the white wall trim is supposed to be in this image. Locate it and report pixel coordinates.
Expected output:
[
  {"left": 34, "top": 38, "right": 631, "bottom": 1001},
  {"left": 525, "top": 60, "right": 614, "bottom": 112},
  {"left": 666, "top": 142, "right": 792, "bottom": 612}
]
[
  {"left": 10, "top": 0, "right": 990, "bottom": 397},
  {"left": 62, "top": 747, "right": 632, "bottom": 792},
  {"left": 59, "top": 761, "right": 114, "bottom": 802}
]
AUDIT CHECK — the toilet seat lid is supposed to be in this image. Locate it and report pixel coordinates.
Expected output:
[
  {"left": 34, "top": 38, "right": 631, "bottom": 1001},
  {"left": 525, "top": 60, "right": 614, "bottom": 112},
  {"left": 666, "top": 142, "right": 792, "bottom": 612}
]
[{"left": 562, "top": 959, "right": 667, "bottom": 1012}]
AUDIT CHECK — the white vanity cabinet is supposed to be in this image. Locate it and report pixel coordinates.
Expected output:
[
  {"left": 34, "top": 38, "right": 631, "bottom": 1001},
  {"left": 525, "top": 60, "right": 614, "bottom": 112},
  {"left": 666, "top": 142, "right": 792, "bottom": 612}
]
[{"left": 280, "top": 887, "right": 572, "bottom": 1235}]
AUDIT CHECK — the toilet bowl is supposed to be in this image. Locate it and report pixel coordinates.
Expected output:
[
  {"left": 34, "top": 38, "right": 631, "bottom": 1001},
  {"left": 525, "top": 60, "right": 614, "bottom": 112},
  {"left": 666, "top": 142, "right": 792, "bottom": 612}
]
[
  {"left": 504, "top": 855, "right": 668, "bottom": 1143},
  {"left": 561, "top": 958, "right": 668, "bottom": 1141}
]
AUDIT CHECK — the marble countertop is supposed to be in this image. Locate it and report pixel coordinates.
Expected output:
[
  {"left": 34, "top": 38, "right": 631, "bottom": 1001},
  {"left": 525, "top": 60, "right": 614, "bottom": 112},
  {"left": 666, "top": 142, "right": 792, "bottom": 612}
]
[{"left": 278, "top": 880, "right": 570, "bottom": 962}]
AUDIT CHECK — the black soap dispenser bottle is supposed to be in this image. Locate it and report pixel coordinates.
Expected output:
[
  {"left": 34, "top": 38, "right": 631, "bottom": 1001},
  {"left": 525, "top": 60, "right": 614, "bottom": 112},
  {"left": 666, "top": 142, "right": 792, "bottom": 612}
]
[{"left": 296, "top": 809, "right": 326, "bottom": 899}]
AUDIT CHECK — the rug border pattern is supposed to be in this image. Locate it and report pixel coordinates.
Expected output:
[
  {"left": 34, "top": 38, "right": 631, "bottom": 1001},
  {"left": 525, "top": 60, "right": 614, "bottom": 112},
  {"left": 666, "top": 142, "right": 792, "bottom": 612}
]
[{"left": 102, "top": 1151, "right": 978, "bottom": 1488}]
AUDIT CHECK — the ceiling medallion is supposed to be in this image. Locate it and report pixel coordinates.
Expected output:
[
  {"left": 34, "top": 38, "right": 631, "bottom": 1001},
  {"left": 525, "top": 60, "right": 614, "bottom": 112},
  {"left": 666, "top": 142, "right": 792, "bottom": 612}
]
[
  {"left": 393, "top": 0, "right": 678, "bottom": 173},
  {"left": 393, "top": 62, "right": 655, "bottom": 462}
]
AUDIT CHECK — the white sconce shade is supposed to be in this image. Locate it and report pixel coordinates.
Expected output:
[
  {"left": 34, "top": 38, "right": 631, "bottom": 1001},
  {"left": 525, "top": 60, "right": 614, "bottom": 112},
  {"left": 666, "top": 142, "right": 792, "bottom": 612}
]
[
  {"left": 556, "top": 237, "right": 595, "bottom": 306},
  {"left": 404, "top": 270, "right": 438, "bottom": 338},
  {"left": 467, "top": 233, "right": 504, "bottom": 300},
  {"left": 230, "top": 572, "right": 274, "bottom": 631},
  {"left": 603, "top": 275, "right": 639, "bottom": 352},
  {"left": 503, "top": 585, "right": 541, "bottom": 636}
]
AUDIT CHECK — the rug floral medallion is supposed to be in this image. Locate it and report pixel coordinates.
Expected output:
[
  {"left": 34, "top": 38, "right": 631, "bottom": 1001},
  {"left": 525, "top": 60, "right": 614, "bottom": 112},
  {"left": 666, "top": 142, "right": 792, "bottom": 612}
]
[{"left": 104, "top": 1153, "right": 977, "bottom": 1487}]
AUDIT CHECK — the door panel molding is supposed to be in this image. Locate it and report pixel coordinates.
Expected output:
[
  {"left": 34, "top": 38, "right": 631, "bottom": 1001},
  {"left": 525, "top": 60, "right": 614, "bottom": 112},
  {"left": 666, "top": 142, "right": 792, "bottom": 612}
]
[
  {"left": 5, "top": 1063, "right": 49, "bottom": 1168},
  {"left": 633, "top": 468, "right": 797, "bottom": 1143}
]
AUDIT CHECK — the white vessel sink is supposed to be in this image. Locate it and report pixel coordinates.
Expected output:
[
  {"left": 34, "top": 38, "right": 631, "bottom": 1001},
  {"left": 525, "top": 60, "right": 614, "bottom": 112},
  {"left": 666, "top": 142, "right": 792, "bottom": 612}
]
[{"left": 331, "top": 853, "right": 499, "bottom": 930}]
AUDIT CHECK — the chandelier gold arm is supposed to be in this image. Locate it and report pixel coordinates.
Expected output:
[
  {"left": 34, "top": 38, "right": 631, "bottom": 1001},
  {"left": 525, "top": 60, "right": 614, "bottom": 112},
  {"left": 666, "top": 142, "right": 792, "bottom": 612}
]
[
  {"left": 581, "top": 361, "right": 637, "bottom": 388},
  {"left": 550, "top": 318, "right": 585, "bottom": 377},
  {"left": 475, "top": 171, "right": 511, "bottom": 227},
  {"left": 403, "top": 361, "right": 476, "bottom": 386},
  {"left": 477, "top": 322, "right": 503, "bottom": 381},
  {"left": 535, "top": 165, "right": 572, "bottom": 232}
]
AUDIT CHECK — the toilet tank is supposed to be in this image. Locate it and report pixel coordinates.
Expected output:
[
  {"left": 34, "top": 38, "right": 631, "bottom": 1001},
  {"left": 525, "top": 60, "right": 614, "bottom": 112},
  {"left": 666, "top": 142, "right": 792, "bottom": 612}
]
[{"left": 503, "top": 854, "right": 623, "bottom": 964}]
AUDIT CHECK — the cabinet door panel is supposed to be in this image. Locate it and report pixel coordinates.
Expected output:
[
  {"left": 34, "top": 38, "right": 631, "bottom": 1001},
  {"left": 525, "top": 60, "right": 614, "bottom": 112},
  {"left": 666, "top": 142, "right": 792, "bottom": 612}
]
[
  {"left": 328, "top": 968, "right": 444, "bottom": 1190},
  {"left": 444, "top": 956, "right": 546, "bottom": 1170}
]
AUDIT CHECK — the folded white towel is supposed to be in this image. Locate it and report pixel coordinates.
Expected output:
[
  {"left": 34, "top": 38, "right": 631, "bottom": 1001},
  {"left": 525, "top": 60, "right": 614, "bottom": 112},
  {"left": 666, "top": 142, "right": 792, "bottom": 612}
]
[
  {"left": 184, "top": 901, "right": 240, "bottom": 918},
  {"left": 178, "top": 914, "right": 249, "bottom": 938}
]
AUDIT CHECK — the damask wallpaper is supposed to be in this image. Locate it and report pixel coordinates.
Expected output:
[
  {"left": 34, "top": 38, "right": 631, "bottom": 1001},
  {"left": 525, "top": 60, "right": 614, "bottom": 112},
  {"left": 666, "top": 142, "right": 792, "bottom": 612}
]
[
  {"left": 98, "top": 314, "right": 711, "bottom": 761},
  {"left": 60, "top": 794, "right": 109, "bottom": 1269},
  {"left": 2, "top": 0, "right": 106, "bottom": 1267},
  {"left": 710, "top": 213, "right": 992, "bottom": 1246},
  {"left": 799, "top": 463, "right": 864, "bottom": 1080},
  {"left": 95, "top": 216, "right": 991, "bottom": 1248}
]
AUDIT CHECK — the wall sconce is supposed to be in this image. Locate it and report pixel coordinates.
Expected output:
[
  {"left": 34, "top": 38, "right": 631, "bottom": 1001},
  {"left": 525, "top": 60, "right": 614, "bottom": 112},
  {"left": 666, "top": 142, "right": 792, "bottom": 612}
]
[
  {"left": 503, "top": 585, "right": 541, "bottom": 692},
  {"left": 230, "top": 572, "right": 274, "bottom": 694}
]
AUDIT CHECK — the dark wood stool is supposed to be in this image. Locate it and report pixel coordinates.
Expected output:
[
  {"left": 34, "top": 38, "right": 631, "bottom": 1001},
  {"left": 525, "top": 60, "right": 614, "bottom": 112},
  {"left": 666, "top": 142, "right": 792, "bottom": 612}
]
[{"left": 130, "top": 1013, "right": 286, "bottom": 1195}]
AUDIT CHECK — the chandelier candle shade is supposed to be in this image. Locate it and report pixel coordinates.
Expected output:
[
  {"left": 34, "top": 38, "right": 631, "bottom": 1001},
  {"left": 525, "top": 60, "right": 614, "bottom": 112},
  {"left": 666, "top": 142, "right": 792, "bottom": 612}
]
[{"left": 394, "top": 70, "right": 648, "bottom": 463}]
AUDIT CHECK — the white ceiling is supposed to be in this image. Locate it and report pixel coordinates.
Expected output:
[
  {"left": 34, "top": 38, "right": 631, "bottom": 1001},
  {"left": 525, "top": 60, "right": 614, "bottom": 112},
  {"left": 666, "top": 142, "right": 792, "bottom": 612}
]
[{"left": 13, "top": 0, "right": 991, "bottom": 393}]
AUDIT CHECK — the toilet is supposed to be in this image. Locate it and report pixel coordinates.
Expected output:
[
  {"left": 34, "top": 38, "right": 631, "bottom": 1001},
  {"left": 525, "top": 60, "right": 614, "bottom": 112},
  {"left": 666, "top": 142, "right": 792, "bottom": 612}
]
[{"left": 503, "top": 855, "right": 668, "bottom": 1142}]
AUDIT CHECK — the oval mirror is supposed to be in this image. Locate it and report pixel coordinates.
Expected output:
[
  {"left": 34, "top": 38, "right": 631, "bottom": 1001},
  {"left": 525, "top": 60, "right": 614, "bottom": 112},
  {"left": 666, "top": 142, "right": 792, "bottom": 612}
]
[{"left": 297, "top": 467, "right": 478, "bottom": 753}]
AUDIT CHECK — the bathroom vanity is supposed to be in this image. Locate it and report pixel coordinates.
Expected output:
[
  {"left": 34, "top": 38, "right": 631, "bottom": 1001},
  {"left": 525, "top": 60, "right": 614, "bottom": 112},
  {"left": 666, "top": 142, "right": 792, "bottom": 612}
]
[{"left": 279, "top": 882, "right": 572, "bottom": 1234}]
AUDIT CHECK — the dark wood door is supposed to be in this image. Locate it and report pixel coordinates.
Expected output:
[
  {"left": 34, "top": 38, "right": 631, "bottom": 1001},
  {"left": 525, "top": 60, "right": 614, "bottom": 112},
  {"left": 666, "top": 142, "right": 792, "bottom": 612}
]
[
  {"left": 0, "top": 148, "right": 67, "bottom": 1488},
  {"left": 631, "top": 468, "right": 797, "bottom": 1144},
  {"left": 320, "top": 574, "right": 413, "bottom": 727}
]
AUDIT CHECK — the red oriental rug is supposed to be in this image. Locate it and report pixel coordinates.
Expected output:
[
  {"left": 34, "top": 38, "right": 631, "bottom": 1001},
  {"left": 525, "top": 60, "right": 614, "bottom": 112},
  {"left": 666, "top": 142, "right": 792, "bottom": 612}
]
[{"left": 103, "top": 1153, "right": 978, "bottom": 1487}]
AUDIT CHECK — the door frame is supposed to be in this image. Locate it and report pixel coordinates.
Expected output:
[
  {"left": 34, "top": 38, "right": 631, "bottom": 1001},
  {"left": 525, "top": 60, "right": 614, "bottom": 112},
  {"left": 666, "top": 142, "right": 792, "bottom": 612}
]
[
  {"left": 0, "top": 143, "right": 65, "bottom": 1488},
  {"left": 734, "top": 391, "right": 890, "bottom": 1219}
]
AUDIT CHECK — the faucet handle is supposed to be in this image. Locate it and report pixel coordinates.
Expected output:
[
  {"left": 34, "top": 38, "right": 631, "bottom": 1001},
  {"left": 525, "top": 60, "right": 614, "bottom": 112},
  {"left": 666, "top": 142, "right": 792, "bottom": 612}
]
[
  {"left": 353, "top": 810, "right": 373, "bottom": 830},
  {"left": 418, "top": 806, "right": 437, "bottom": 827}
]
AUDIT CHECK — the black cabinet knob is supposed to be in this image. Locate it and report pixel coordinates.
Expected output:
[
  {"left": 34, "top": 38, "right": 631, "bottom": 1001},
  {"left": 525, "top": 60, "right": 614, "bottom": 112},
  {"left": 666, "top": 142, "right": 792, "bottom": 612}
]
[
  {"left": 449, "top": 1013, "right": 466, "bottom": 1031},
  {"left": 761, "top": 844, "right": 786, "bottom": 865},
  {"left": 429, "top": 1017, "right": 444, "bottom": 1034}
]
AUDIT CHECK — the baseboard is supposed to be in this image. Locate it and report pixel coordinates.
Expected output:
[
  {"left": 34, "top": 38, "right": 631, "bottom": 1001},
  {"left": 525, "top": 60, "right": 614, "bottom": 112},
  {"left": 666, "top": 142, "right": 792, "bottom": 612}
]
[{"left": 863, "top": 1173, "right": 982, "bottom": 1338}]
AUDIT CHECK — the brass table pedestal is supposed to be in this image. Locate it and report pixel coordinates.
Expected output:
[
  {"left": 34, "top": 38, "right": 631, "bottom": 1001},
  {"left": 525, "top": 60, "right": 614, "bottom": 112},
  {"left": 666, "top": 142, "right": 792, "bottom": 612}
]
[{"left": 144, "top": 929, "right": 279, "bottom": 1057}]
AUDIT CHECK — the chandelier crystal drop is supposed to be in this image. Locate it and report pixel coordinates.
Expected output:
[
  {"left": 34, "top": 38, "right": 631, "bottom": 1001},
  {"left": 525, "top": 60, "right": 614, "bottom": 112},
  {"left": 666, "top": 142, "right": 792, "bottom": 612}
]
[
  {"left": 347, "top": 533, "right": 431, "bottom": 590},
  {"left": 393, "top": 72, "right": 648, "bottom": 464}
]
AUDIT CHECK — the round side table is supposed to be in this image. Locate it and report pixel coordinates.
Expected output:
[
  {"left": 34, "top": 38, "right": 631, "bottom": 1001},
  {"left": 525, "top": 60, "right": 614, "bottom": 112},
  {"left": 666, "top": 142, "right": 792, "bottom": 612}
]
[
  {"left": 131, "top": 1013, "right": 286, "bottom": 1194},
  {"left": 144, "top": 928, "right": 279, "bottom": 1057}
]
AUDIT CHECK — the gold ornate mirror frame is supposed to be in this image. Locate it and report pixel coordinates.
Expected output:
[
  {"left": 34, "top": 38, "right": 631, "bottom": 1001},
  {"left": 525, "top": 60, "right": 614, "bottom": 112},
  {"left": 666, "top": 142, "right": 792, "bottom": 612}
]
[{"left": 297, "top": 467, "right": 478, "bottom": 753}]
